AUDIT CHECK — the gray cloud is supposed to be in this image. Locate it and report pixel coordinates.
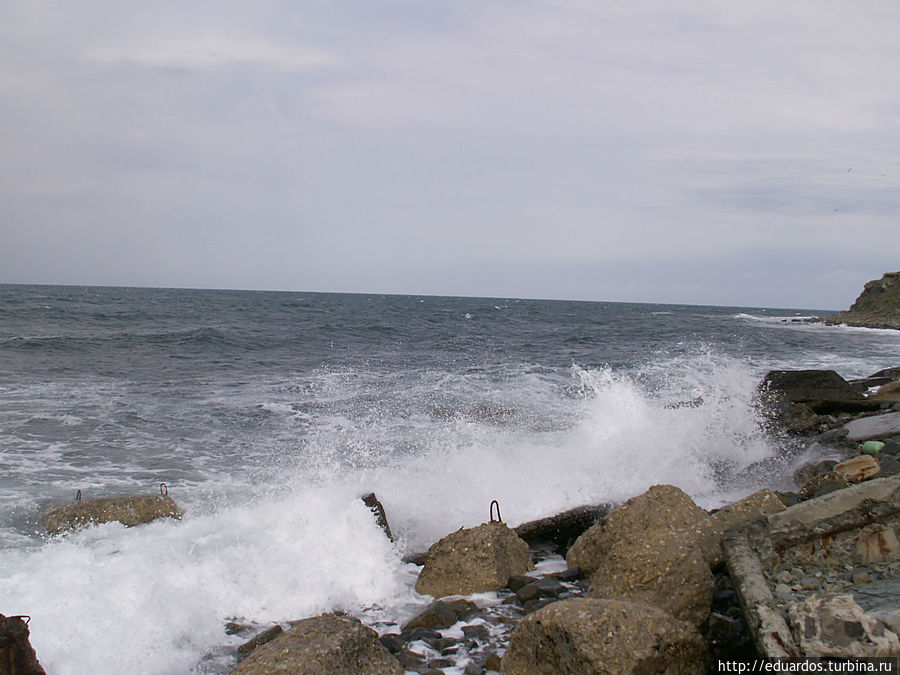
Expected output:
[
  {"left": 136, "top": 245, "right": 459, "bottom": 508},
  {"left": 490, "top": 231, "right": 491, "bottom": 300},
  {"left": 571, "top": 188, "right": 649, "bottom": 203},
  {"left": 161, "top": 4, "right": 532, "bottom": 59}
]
[{"left": 2, "top": 1, "right": 899, "bottom": 307}]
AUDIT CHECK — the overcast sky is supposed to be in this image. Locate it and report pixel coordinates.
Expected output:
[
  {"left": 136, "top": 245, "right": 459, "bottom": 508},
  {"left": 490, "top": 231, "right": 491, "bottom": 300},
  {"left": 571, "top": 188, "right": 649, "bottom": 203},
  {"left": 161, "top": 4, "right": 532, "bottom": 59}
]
[{"left": 2, "top": 1, "right": 899, "bottom": 309}]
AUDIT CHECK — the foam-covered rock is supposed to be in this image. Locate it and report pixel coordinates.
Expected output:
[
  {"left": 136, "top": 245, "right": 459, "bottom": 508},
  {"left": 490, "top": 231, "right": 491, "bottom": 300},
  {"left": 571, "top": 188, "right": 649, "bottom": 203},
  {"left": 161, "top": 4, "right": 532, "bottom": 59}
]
[
  {"left": 42, "top": 493, "right": 181, "bottom": 534},
  {"left": 415, "top": 521, "right": 533, "bottom": 597},
  {"left": 566, "top": 484, "right": 707, "bottom": 576},
  {"left": 500, "top": 598, "right": 707, "bottom": 674},
  {"left": 231, "top": 614, "right": 402, "bottom": 675}
]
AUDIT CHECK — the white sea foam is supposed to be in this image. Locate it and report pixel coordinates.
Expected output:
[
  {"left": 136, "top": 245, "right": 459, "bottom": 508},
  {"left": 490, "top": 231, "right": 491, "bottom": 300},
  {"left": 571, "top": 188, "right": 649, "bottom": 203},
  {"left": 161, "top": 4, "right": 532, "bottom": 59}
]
[
  {"left": 0, "top": 487, "right": 415, "bottom": 675},
  {"left": 0, "top": 350, "right": 883, "bottom": 673}
]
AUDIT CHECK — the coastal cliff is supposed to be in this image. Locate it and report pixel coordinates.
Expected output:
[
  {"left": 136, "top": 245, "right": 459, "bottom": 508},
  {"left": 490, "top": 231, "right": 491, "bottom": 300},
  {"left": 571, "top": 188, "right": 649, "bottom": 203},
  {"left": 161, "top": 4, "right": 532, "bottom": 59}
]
[{"left": 825, "top": 271, "right": 900, "bottom": 330}]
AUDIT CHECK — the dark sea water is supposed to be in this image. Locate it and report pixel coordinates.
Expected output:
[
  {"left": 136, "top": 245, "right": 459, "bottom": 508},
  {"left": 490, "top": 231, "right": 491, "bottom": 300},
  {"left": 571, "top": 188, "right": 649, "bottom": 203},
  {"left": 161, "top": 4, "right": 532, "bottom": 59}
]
[{"left": 1, "top": 284, "right": 899, "bottom": 673}]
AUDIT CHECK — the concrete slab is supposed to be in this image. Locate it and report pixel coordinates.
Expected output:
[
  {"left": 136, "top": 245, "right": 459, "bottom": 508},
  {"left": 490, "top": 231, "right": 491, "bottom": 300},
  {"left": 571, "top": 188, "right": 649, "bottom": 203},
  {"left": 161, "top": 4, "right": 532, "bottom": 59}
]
[{"left": 844, "top": 411, "right": 900, "bottom": 442}]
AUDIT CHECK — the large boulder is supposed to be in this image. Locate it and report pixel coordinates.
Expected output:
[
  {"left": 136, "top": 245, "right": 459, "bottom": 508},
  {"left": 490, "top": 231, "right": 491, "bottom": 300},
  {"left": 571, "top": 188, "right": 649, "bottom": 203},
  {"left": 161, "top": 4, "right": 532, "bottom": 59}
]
[
  {"left": 231, "top": 614, "right": 402, "bottom": 675},
  {"left": 586, "top": 529, "right": 714, "bottom": 627},
  {"left": 415, "top": 521, "right": 533, "bottom": 597},
  {"left": 824, "top": 271, "right": 900, "bottom": 330},
  {"left": 566, "top": 484, "right": 707, "bottom": 577},
  {"left": 42, "top": 493, "right": 181, "bottom": 534},
  {"left": 0, "top": 614, "right": 46, "bottom": 675},
  {"left": 689, "top": 489, "right": 785, "bottom": 566},
  {"left": 759, "top": 370, "right": 863, "bottom": 405},
  {"left": 500, "top": 598, "right": 707, "bottom": 674},
  {"left": 788, "top": 593, "right": 900, "bottom": 658}
]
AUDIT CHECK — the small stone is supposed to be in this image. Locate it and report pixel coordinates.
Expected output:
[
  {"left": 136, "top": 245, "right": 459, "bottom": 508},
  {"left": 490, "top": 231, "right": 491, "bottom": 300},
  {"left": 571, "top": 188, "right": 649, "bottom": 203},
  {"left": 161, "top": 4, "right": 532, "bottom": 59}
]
[
  {"left": 851, "top": 569, "right": 871, "bottom": 585},
  {"left": 775, "top": 583, "right": 793, "bottom": 597},
  {"left": 776, "top": 570, "right": 792, "bottom": 584},
  {"left": 485, "top": 652, "right": 502, "bottom": 671},
  {"left": 462, "top": 624, "right": 490, "bottom": 643}
]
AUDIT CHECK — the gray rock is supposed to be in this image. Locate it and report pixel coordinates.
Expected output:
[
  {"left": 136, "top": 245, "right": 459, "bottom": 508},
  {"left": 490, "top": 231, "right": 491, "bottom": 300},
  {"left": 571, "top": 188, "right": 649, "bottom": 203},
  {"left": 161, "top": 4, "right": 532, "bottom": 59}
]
[
  {"left": 401, "top": 601, "right": 459, "bottom": 632},
  {"left": 416, "top": 522, "right": 533, "bottom": 597},
  {"left": 759, "top": 370, "right": 863, "bottom": 404},
  {"left": 844, "top": 411, "right": 900, "bottom": 442},
  {"left": 500, "top": 598, "right": 706, "bottom": 675},
  {"left": 361, "top": 493, "right": 393, "bottom": 541},
  {"left": 513, "top": 503, "right": 610, "bottom": 552},
  {"left": 231, "top": 613, "right": 402, "bottom": 674}
]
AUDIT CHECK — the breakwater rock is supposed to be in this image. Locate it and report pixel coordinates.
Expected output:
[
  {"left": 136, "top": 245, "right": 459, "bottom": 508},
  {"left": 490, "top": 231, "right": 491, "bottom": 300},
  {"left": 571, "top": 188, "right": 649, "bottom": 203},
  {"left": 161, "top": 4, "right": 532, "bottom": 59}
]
[
  {"left": 824, "top": 271, "right": 900, "bottom": 330},
  {"left": 42, "top": 491, "right": 181, "bottom": 534}
]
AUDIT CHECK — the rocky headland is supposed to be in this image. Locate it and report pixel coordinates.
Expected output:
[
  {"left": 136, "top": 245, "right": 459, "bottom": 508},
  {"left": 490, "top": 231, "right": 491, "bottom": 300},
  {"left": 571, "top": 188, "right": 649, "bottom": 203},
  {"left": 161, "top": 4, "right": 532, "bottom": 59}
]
[{"left": 821, "top": 271, "right": 900, "bottom": 330}]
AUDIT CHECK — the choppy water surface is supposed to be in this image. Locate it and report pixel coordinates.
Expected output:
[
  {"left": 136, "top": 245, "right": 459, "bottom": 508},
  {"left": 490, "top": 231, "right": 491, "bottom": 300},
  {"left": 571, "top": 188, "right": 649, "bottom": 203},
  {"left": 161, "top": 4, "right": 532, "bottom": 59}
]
[{"left": 1, "top": 284, "right": 899, "bottom": 674}]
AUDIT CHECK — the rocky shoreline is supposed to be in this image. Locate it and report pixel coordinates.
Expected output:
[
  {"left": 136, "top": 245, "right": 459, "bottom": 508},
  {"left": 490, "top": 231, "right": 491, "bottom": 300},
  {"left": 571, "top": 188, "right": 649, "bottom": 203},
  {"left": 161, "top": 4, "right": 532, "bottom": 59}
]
[
  {"left": 7, "top": 365, "right": 900, "bottom": 674},
  {"left": 224, "top": 366, "right": 900, "bottom": 673}
]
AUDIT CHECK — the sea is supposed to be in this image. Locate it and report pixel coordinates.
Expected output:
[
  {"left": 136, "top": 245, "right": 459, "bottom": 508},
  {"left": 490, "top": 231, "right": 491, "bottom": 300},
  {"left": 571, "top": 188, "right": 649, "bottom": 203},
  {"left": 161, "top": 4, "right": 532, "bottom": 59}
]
[{"left": 1, "top": 284, "right": 899, "bottom": 674}]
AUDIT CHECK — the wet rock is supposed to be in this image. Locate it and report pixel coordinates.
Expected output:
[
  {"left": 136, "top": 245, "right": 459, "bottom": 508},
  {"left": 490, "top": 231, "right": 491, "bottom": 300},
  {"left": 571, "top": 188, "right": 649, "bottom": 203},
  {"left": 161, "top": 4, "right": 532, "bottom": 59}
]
[
  {"left": 788, "top": 593, "right": 900, "bottom": 658},
  {"left": 587, "top": 529, "right": 714, "bottom": 627},
  {"left": 416, "top": 522, "right": 533, "bottom": 597},
  {"left": 485, "top": 652, "right": 502, "bottom": 671},
  {"left": 462, "top": 623, "right": 490, "bottom": 643},
  {"left": 42, "top": 493, "right": 181, "bottom": 534},
  {"left": 362, "top": 493, "right": 393, "bottom": 541},
  {"left": 759, "top": 370, "right": 863, "bottom": 405},
  {"left": 879, "top": 456, "right": 900, "bottom": 476},
  {"left": 401, "top": 600, "right": 459, "bottom": 632},
  {"left": 501, "top": 598, "right": 706, "bottom": 674},
  {"left": 237, "top": 625, "right": 283, "bottom": 656},
  {"left": 800, "top": 472, "right": 851, "bottom": 499},
  {"left": 231, "top": 613, "right": 402, "bottom": 674},
  {"left": 513, "top": 504, "right": 610, "bottom": 552},
  {"left": 833, "top": 455, "right": 880, "bottom": 483},
  {"left": 0, "top": 614, "right": 46, "bottom": 675},
  {"left": 566, "top": 484, "right": 707, "bottom": 576}
]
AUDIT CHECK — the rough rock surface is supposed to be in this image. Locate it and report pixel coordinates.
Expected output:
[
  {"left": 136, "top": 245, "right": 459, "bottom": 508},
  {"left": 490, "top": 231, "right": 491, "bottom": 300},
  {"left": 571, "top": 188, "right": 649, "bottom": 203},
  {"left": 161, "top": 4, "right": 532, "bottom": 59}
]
[
  {"left": 586, "top": 529, "right": 714, "bottom": 627},
  {"left": 759, "top": 370, "right": 863, "bottom": 404},
  {"left": 690, "top": 490, "right": 785, "bottom": 566},
  {"left": 824, "top": 271, "right": 900, "bottom": 330},
  {"left": 416, "top": 521, "right": 533, "bottom": 597},
  {"left": 231, "top": 614, "right": 402, "bottom": 675},
  {"left": 833, "top": 455, "right": 880, "bottom": 483},
  {"left": 872, "top": 380, "right": 900, "bottom": 402},
  {"left": 42, "top": 494, "right": 181, "bottom": 534},
  {"left": 788, "top": 593, "right": 900, "bottom": 658},
  {"left": 500, "top": 598, "right": 707, "bottom": 675},
  {"left": 566, "top": 484, "right": 708, "bottom": 576},
  {"left": 0, "top": 614, "right": 46, "bottom": 675}
]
